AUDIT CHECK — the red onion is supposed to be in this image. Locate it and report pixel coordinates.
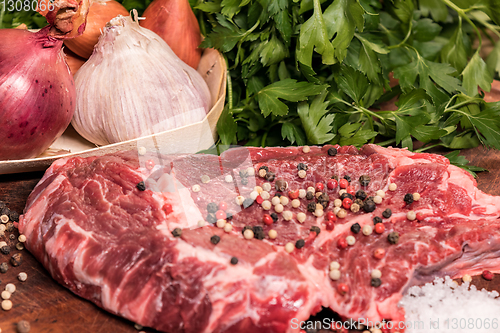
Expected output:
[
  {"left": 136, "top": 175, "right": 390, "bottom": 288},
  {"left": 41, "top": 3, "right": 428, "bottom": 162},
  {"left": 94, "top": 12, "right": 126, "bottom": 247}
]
[{"left": 0, "top": 0, "right": 91, "bottom": 160}]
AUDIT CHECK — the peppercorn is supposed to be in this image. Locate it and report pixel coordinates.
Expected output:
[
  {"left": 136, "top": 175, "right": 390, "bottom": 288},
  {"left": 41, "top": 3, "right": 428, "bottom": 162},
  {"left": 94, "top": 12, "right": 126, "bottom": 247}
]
[
  {"left": 363, "top": 200, "right": 376, "bottom": 213},
  {"left": 310, "top": 226, "right": 321, "bottom": 236},
  {"left": 210, "top": 235, "right": 221, "bottom": 245},
  {"left": 297, "top": 163, "right": 308, "bottom": 171},
  {"left": 207, "top": 202, "right": 218, "bottom": 213},
  {"left": 373, "top": 216, "right": 382, "bottom": 224},
  {"left": 0, "top": 262, "right": 7, "bottom": 273},
  {"left": 216, "top": 210, "right": 227, "bottom": 220},
  {"left": 136, "top": 181, "right": 146, "bottom": 191},
  {"left": 16, "top": 243, "right": 24, "bottom": 251},
  {"left": 354, "top": 198, "right": 364, "bottom": 207},
  {"left": 331, "top": 175, "right": 339, "bottom": 181},
  {"left": 318, "top": 193, "right": 329, "bottom": 203},
  {"left": 254, "top": 230, "right": 266, "bottom": 240},
  {"left": 275, "top": 179, "right": 287, "bottom": 192},
  {"left": 350, "top": 223, "right": 361, "bottom": 234},
  {"left": 337, "top": 238, "right": 348, "bottom": 249},
  {"left": 259, "top": 165, "right": 269, "bottom": 172},
  {"left": 306, "top": 192, "right": 314, "bottom": 200},
  {"left": 10, "top": 253, "right": 22, "bottom": 267},
  {"left": 0, "top": 201, "right": 4, "bottom": 210},
  {"left": 359, "top": 175, "right": 371, "bottom": 187},
  {"left": 230, "top": 257, "right": 238, "bottom": 265},
  {"left": 327, "top": 179, "right": 338, "bottom": 190},
  {"left": 267, "top": 213, "right": 277, "bottom": 223},
  {"left": 387, "top": 231, "right": 399, "bottom": 244},
  {"left": 252, "top": 226, "right": 263, "bottom": 233},
  {"left": 404, "top": 193, "right": 414, "bottom": 205},
  {"left": 1, "top": 207, "right": 10, "bottom": 216},
  {"left": 241, "top": 177, "right": 249, "bottom": 185},
  {"left": 6, "top": 222, "right": 14, "bottom": 232},
  {"left": 340, "top": 193, "right": 353, "bottom": 201},
  {"left": 1, "top": 246, "right": 11, "bottom": 255},
  {"left": 242, "top": 226, "right": 253, "bottom": 235},
  {"left": 371, "top": 277, "right": 382, "bottom": 287},
  {"left": 382, "top": 208, "right": 392, "bottom": 218},
  {"left": 342, "top": 198, "right": 352, "bottom": 209},
  {"left": 242, "top": 198, "right": 254, "bottom": 208},
  {"left": 9, "top": 211, "right": 19, "bottom": 222},
  {"left": 239, "top": 169, "right": 248, "bottom": 178},
  {"left": 482, "top": 270, "right": 494, "bottom": 281},
  {"left": 316, "top": 182, "right": 325, "bottom": 192},
  {"left": 327, "top": 147, "right": 338, "bottom": 156},
  {"left": 337, "top": 283, "right": 349, "bottom": 295},
  {"left": 206, "top": 213, "right": 217, "bottom": 224},
  {"left": 374, "top": 223, "right": 385, "bottom": 234},
  {"left": 373, "top": 248, "right": 385, "bottom": 259},
  {"left": 265, "top": 172, "right": 276, "bottom": 182},
  {"left": 307, "top": 202, "right": 317, "bottom": 213},
  {"left": 355, "top": 190, "right": 367, "bottom": 201},
  {"left": 226, "top": 212, "right": 233, "bottom": 220},
  {"left": 17, "top": 320, "right": 31, "bottom": 333},
  {"left": 339, "top": 179, "right": 348, "bottom": 189},
  {"left": 171, "top": 228, "right": 182, "bottom": 237},
  {"left": 295, "top": 239, "right": 305, "bottom": 249}
]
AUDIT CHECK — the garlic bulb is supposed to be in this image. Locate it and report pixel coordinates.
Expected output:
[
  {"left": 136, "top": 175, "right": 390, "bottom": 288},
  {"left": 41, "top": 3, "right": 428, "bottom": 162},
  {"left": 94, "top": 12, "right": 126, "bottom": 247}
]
[{"left": 72, "top": 11, "right": 212, "bottom": 145}]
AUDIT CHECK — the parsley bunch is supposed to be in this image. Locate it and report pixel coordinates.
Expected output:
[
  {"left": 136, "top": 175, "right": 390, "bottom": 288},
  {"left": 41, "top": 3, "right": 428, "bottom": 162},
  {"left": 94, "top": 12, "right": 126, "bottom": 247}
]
[{"left": 195, "top": 0, "right": 500, "bottom": 153}]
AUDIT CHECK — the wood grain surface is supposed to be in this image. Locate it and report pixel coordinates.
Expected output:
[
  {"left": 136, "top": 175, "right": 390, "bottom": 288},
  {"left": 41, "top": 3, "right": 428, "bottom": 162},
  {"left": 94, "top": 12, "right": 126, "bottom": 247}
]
[{"left": 0, "top": 147, "right": 499, "bottom": 333}]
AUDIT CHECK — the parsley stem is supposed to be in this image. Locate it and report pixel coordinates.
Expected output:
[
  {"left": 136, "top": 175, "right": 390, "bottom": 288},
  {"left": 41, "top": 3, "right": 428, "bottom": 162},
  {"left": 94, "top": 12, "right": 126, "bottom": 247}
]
[
  {"left": 376, "top": 138, "right": 396, "bottom": 147},
  {"left": 414, "top": 143, "right": 443, "bottom": 153},
  {"left": 387, "top": 20, "right": 413, "bottom": 50},
  {"left": 261, "top": 132, "right": 268, "bottom": 147},
  {"left": 441, "top": 0, "right": 482, "bottom": 50},
  {"left": 225, "top": 57, "right": 233, "bottom": 110}
]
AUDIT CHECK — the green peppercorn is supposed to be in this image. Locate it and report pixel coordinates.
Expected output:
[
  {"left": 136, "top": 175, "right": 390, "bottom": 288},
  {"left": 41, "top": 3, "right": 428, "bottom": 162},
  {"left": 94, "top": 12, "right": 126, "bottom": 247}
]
[
  {"left": 382, "top": 208, "right": 392, "bottom": 218},
  {"left": 295, "top": 239, "right": 305, "bottom": 249},
  {"left": 171, "top": 228, "right": 182, "bottom": 237},
  {"left": 388, "top": 231, "right": 400, "bottom": 244},
  {"left": 210, "top": 235, "right": 221, "bottom": 245},
  {"left": 136, "top": 181, "right": 146, "bottom": 191},
  {"left": 371, "top": 277, "right": 382, "bottom": 287},
  {"left": 327, "top": 147, "right": 338, "bottom": 156},
  {"left": 230, "top": 257, "right": 238, "bottom": 265}
]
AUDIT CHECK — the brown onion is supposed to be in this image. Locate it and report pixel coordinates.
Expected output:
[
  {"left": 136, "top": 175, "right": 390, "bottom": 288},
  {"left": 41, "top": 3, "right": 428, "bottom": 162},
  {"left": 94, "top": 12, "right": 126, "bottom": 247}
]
[
  {"left": 140, "top": 0, "right": 202, "bottom": 69},
  {"left": 64, "top": 0, "right": 129, "bottom": 59},
  {"left": 64, "top": 48, "right": 87, "bottom": 76}
]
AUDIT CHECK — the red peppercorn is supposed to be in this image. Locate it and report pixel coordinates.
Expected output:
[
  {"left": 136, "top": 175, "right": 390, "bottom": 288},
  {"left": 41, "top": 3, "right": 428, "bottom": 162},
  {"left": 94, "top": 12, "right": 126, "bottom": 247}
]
[
  {"left": 215, "top": 210, "right": 226, "bottom": 220},
  {"left": 342, "top": 198, "right": 352, "bottom": 209},
  {"left": 337, "top": 238, "right": 348, "bottom": 249},
  {"left": 326, "top": 211, "right": 337, "bottom": 222},
  {"left": 146, "top": 160, "right": 155, "bottom": 170},
  {"left": 325, "top": 221, "right": 335, "bottom": 231},
  {"left": 373, "top": 248, "right": 385, "bottom": 259},
  {"left": 482, "top": 270, "right": 494, "bottom": 281},
  {"left": 339, "top": 179, "right": 348, "bottom": 189},
  {"left": 316, "top": 182, "right": 324, "bottom": 192},
  {"left": 163, "top": 204, "right": 173, "bottom": 215},
  {"left": 327, "top": 179, "right": 338, "bottom": 190},
  {"left": 374, "top": 223, "right": 385, "bottom": 234},
  {"left": 289, "top": 190, "right": 299, "bottom": 199},
  {"left": 346, "top": 186, "right": 356, "bottom": 196},
  {"left": 416, "top": 212, "right": 424, "bottom": 221},
  {"left": 219, "top": 201, "right": 228, "bottom": 211},
  {"left": 255, "top": 195, "right": 264, "bottom": 204},
  {"left": 263, "top": 214, "right": 273, "bottom": 225},
  {"left": 337, "top": 283, "right": 349, "bottom": 295}
]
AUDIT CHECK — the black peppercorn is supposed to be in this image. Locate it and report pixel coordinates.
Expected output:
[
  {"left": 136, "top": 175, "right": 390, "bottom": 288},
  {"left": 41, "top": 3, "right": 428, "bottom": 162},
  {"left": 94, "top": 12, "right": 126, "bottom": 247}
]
[
  {"left": 331, "top": 175, "right": 338, "bottom": 181},
  {"left": 265, "top": 171, "right": 276, "bottom": 182},
  {"left": 343, "top": 175, "right": 351, "bottom": 183},
  {"left": 295, "top": 239, "right": 305, "bottom": 249},
  {"left": 171, "top": 228, "right": 182, "bottom": 237},
  {"left": 210, "top": 235, "right": 221, "bottom": 245},
  {"left": 274, "top": 192, "right": 282, "bottom": 198},
  {"left": 0, "top": 262, "right": 7, "bottom": 273},
  {"left": 252, "top": 226, "right": 263, "bottom": 233},
  {"left": 327, "top": 147, "right": 338, "bottom": 156},
  {"left": 355, "top": 190, "right": 367, "bottom": 201},
  {"left": 226, "top": 212, "right": 233, "bottom": 220},
  {"left": 241, "top": 177, "right": 249, "bottom": 185},
  {"left": 259, "top": 165, "right": 269, "bottom": 172},
  {"left": 297, "top": 163, "right": 308, "bottom": 171},
  {"left": 243, "top": 198, "right": 254, "bottom": 208},
  {"left": 254, "top": 231, "right": 265, "bottom": 240},
  {"left": 382, "top": 208, "right": 392, "bottom": 218},
  {"left": 6, "top": 222, "right": 14, "bottom": 232},
  {"left": 310, "top": 226, "right": 321, "bottom": 236},
  {"left": 275, "top": 179, "right": 287, "bottom": 192},
  {"left": 359, "top": 175, "right": 371, "bottom": 187},
  {"left": 306, "top": 191, "right": 314, "bottom": 200},
  {"left": 371, "top": 277, "right": 382, "bottom": 287},
  {"left": 363, "top": 199, "right": 376, "bottom": 213},
  {"left": 0, "top": 201, "right": 5, "bottom": 210},
  {"left": 230, "top": 257, "right": 238, "bottom": 265},
  {"left": 11, "top": 253, "right": 22, "bottom": 267},
  {"left": 373, "top": 216, "right": 382, "bottom": 224},
  {"left": 9, "top": 211, "right": 19, "bottom": 222},
  {"left": 404, "top": 193, "right": 414, "bottom": 205},
  {"left": 340, "top": 193, "right": 353, "bottom": 201},
  {"left": 207, "top": 213, "right": 217, "bottom": 224},
  {"left": 388, "top": 231, "right": 400, "bottom": 244},
  {"left": 1, "top": 245, "right": 11, "bottom": 255},
  {"left": 307, "top": 202, "right": 317, "bottom": 212},
  {"left": 270, "top": 213, "right": 278, "bottom": 222},
  {"left": 207, "top": 202, "right": 218, "bottom": 213},
  {"left": 239, "top": 169, "right": 248, "bottom": 178},
  {"left": 350, "top": 223, "right": 361, "bottom": 234},
  {"left": 318, "top": 193, "right": 329, "bottom": 203},
  {"left": 1, "top": 206, "right": 10, "bottom": 216},
  {"left": 136, "top": 181, "right": 146, "bottom": 191},
  {"left": 354, "top": 198, "right": 364, "bottom": 207},
  {"left": 9, "top": 234, "right": 15, "bottom": 240}
]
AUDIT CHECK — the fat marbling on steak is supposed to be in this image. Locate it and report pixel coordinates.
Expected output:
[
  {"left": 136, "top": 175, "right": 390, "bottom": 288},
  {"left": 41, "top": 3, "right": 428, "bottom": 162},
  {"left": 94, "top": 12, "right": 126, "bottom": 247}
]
[{"left": 19, "top": 144, "right": 500, "bottom": 333}]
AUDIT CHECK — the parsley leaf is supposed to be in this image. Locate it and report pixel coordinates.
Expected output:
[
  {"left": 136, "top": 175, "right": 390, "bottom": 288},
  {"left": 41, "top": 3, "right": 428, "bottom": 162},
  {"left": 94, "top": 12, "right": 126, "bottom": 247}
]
[
  {"left": 281, "top": 122, "right": 306, "bottom": 145},
  {"left": 462, "top": 52, "right": 493, "bottom": 97},
  {"left": 297, "top": 91, "right": 335, "bottom": 144},
  {"left": 217, "top": 106, "right": 238, "bottom": 145},
  {"left": 445, "top": 151, "right": 487, "bottom": 178}
]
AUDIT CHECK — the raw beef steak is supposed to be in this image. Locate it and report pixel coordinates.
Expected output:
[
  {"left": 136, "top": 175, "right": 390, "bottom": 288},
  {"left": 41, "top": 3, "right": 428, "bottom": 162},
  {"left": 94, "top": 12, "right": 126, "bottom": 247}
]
[{"left": 19, "top": 144, "right": 500, "bottom": 333}]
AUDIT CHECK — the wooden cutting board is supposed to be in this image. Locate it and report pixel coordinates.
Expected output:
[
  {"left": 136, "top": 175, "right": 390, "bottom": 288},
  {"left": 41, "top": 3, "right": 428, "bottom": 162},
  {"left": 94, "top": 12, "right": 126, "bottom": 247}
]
[{"left": 0, "top": 147, "right": 499, "bottom": 333}]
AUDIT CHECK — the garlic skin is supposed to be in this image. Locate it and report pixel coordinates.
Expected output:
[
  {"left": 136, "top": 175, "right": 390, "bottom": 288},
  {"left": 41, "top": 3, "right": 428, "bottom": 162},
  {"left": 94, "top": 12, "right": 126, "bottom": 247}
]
[{"left": 72, "top": 12, "right": 212, "bottom": 146}]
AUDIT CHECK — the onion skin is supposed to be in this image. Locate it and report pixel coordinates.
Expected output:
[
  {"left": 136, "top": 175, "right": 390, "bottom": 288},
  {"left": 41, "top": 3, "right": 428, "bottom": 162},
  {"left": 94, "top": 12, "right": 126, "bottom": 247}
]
[
  {"left": 0, "top": 27, "right": 75, "bottom": 160},
  {"left": 64, "top": 0, "right": 129, "bottom": 59},
  {"left": 64, "top": 47, "right": 87, "bottom": 76},
  {"left": 140, "top": 0, "right": 202, "bottom": 69}
]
